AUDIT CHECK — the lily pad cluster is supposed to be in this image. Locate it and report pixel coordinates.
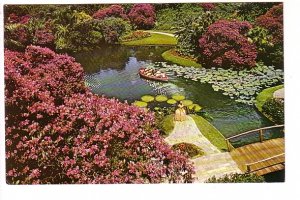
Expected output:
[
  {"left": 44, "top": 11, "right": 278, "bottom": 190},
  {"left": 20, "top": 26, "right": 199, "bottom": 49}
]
[
  {"left": 133, "top": 94, "right": 202, "bottom": 112},
  {"left": 146, "top": 62, "right": 284, "bottom": 105}
]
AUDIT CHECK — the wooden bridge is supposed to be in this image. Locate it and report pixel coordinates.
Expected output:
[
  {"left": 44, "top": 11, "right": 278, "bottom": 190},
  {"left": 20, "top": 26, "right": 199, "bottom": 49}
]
[{"left": 225, "top": 125, "right": 285, "bottom": 176}]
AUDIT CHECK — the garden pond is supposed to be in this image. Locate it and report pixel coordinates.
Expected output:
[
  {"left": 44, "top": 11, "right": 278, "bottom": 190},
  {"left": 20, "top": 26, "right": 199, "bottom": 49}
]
[{"left": 72, "top": 44, "right": 283, "bottom": 145}]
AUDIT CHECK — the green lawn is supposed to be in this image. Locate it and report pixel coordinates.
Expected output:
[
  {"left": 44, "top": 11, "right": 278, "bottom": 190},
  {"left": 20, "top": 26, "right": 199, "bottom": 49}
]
[
  {"left": 162, "top": 49, "right": 202, "bottom": 68},
  {"left": 255, "top": 85, "right": 284, "bottom": 112},
  {"left": 121, "top": 33, "right": 177, "bottom": 46},
  {"left": 161, "top": 114, "right": 175, "bottom": 136},
  {"left": 190, "top": 114, "right": 228, "bottom": 152}
]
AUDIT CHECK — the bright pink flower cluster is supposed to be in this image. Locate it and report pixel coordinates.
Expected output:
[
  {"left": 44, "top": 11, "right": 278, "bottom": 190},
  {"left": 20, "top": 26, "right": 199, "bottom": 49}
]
[
  {"left": 199, "top": 3, "right": 216, "bottom": 11},
  {"left": 5, "top": 46, "right": 194, "bottom": 184},
  {"left": 256, "top": 3, "right": 283, "bottom": 44},
  {"left": 199, "top": 20, "right": 257, "bottom": 69},
  {"left": 128, "top": 4, "right": 156, "bottom": 29},
  {"left": 93, "top": 5, "right": 128, "bottom": 20}
]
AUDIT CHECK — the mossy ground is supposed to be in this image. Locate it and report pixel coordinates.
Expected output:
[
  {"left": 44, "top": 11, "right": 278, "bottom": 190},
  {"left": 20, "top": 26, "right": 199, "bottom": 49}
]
[
  {"left": 162, "top": 49, "right": 202, "bottom": 68},
  {"left": 190, "top": 114, "right": 228, "bottom": 152},
  {"left": 255, "top": 85, "right": 284, "bottom": 112}
]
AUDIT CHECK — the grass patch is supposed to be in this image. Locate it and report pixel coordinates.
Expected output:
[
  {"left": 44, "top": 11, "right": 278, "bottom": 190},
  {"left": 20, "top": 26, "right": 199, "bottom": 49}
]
[
  {"left": 121, "top": 33, "right": 177, "bottom": 46},
  {"left": 255, "top": 85, "right": 284, "bottom": 112},
  {"left": 162, "top": 49, "right": 202, "bottom": 68},
  {"left": 190, "top": 114, "right": 228, "bottom": 152},
  {"left": 162, "top": 114, "right": 175, "bottom": 136}
]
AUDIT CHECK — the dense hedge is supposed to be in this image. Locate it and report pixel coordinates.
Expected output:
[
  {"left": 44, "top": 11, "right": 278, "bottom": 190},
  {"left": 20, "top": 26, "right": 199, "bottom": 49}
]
[
  {"left": 262, "top": 98, "right": 284, "bottom": 124},
  {"left": 198, "top": 20, "right": 257, "bottom": 69},
  {"left": 206, "top": 173, "right": 265, "bottom": 183},
  {"left": 5, "top": 46, "right": 194, "bottom": 184}
]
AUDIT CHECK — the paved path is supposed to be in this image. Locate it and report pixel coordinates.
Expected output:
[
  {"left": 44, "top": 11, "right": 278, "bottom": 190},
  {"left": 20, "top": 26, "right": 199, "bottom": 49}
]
[
  {"left": 165, "top": 116, "right": 220, "bottom": 154},
  {"left": 273, "top": 88, "right": 284, "bottom": 99},
  {"left": 164, "top": 116, "right": 241, "bottom": 182},
  {"left": 144, "top": 30, "right": 175, "bottom": 37}
]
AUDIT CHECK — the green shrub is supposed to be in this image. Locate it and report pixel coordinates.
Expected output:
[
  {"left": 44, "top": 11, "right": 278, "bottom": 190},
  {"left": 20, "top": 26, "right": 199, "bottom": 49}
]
[
  {"left": 262, "top": 98, "right": 284, "bottom": 124},
  {"left": 96, "top": 17, "right": 132, "bottom": 44},
  {"left": 174, "top": 11, "right": 217, "bottom": 57},
  {"left": 172, "top": 143, "right": 204, "bottom": 158},
  {"left": 206, "top": 173, "right": 265, "bottom": 183}
]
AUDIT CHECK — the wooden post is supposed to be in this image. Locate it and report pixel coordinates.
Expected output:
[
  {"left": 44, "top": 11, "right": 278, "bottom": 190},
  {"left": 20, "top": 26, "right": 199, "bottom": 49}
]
[
  {"left": 226, "top": 139, "right": 231, "bottom": 152},
  {"left": 259, "top": 129, "right": 264, "bottom": 142},
  {"left": 246, "top": 164, "right": 251, "bottom": 173}
]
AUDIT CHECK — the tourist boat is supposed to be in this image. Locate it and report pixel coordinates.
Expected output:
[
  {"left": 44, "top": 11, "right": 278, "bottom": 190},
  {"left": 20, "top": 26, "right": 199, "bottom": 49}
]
[{"left": 139, "top": 68, "right": 169, "bottom": 82}]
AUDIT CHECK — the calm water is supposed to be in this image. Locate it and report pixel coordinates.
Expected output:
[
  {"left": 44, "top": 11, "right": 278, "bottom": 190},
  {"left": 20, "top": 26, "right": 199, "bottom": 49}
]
[{"left": 72, "top": 44, "right": 273, "bottom": 138}]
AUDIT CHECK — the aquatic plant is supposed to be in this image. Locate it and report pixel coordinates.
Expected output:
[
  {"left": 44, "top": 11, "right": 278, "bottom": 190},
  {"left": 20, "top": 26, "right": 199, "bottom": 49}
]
[
  {"left": 155, "top": 95, "right": 168, "bottom": 102},
  {"left": 182, "top": 100, "right": 193, "bottom": 106},
  {"left": 147, "top": 62, "right": 284, "bottom": 105},
  {"left": 189, "top": 104, "right": 202, "bottom": 112},
  {"left": 172, "top": 94, "right": 185, "bottom": 101},
  {"left": 133, "top": 100, "right": 148, "bottom": 107},
  {"left": 141, "top": 95, "right": 155, "bottom": 102},
  {"left": 5, "top": 46, "right": 194, "bottom": 184},
  {"left": 167, "top": 99, "right": 177, "bottom": 105}
]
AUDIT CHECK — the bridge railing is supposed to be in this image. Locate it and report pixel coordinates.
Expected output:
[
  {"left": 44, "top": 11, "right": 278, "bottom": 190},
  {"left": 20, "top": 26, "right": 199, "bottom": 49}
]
[
  {"left": 225, "top": 124, "right": 284, "bottom": 152},
  {"left": 245, "top": 153, "right": 285, "bottom": 173}
]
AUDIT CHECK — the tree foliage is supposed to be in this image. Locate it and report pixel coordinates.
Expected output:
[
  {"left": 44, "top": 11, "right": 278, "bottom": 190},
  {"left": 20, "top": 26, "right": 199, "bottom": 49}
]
[
  {"left": 128, "top": 4, "right": 156, "bottom": 29},
  {"left": 198, "top": 20, "right": 257, "bottom": 69}
]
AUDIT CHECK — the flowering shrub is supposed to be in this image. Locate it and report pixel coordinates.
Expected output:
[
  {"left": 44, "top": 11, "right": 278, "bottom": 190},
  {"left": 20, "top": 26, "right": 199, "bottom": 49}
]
[
  {"left": 7, "top": 13, "right": 31, "bottom": 24},
  {"left": 172, "top": 143, "right": 204, "bottom": 158},
  {"left": 128, "top": 4, "right": 156, "bottom": 29},
  {"left": 120, "top": 30, "right": 151, "bottom": 42},
  {"left": 199, "top": 3, "right": 216, "bottom": 11},
  {"left": 33, "top": 29, "right": 55, "bottom": 46},
  {"left": 93, "top": 5, "right": 128, "bottom": 20},
  {"left": 256, "top": 3, "right": 283, "bottom": 44},
  {"left": 198, "top": 20, "right": 257, "bottom": 69},
  {"left": 5, "top": 46, "right": 194, "bottom": 184}
]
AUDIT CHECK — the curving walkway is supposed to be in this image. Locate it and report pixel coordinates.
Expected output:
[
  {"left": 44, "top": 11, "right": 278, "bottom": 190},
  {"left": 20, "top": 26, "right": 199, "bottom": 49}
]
[
  {"left": 143, "top": 30, "right": 175, "bottom": 37},
  {"left": 164, "top": 115, "right": 241, "bottom": 182}
]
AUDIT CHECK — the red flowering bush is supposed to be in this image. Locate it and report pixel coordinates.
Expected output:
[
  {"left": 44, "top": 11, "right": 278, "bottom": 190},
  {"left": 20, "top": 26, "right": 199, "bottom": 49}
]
[
  {"left": 33, "top": 29, "right": 55, "bottom": 46},
  {"left": 128, "top": 4, "right": 156, "bottom": 29},
  {"left": 256, "top": 3, "right": 283, "bottom": 44},
  {"left": 92, "top": 5, "right": 128, "bottom": 20},
  {"left": 198, "top": 20, "right": 257, "bottom": 69},
  {"left": 199, "top": 3, "right": 216, "bottom": 11},
  {"left": 7, "top": 13, "right": 31, "bottom": 24},
  {"left": 5, "top": 46, "right": 194, "bottom": 184}
]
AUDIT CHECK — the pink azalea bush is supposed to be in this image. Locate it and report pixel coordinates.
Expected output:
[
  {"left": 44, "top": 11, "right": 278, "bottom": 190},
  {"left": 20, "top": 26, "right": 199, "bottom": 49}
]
[
  {"left": 5, "top": 46, "right": 194, "bottom": 184},
  {"left": 128, "top": 4, "right": 156, "bottom": 29},
  {"left": 33, "top": 29, "right": 55, "bottom": 46},
  {"left": 256, "top": 3, "right": 283, "bottom": 44},
  {"left": 92, "top": 5, "right": 128, "bottom": 20},
  {"left": 199, "top": 3, "right": 216, "bottom": 11},
  {"left": 198, "top": 20, "right": 257, "bottom": 69}
]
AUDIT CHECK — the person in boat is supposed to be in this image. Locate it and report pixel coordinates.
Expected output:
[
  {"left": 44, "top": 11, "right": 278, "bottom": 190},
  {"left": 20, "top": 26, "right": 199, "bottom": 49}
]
[{"left": 174, "top": 101, "right": 186, "bottom": 121}]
